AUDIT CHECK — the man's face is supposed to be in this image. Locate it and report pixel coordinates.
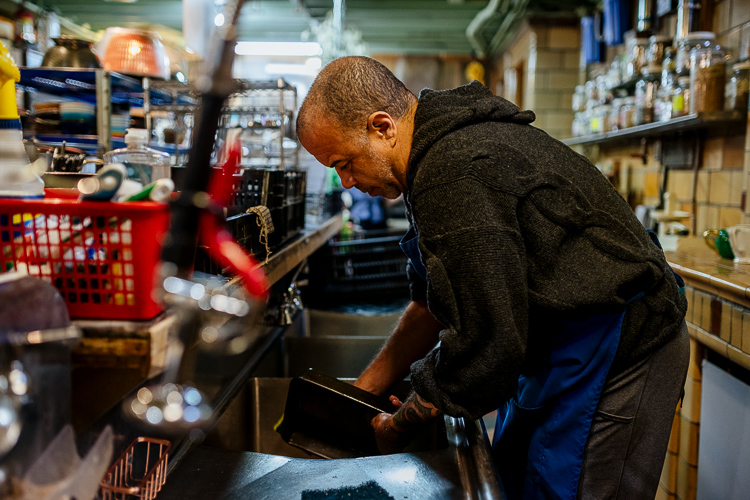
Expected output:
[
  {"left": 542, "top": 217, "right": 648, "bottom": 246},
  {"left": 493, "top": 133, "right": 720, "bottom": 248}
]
[{"left": 300, "top": 117, "right": 404, "bottom": 200}]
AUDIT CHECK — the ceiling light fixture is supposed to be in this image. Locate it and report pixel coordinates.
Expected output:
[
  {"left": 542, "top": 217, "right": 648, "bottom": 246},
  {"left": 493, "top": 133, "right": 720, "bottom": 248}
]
[
  {"left": 265, "top": 57, "right": 322, "bottom": 76},
  {"left": 214, "top": 13, "right": 225, "bottom": 27},
  {"left": 234, "top": 41, "right": 323, "bottom": 57},
  {"left": 103, "top": 0, "right": 139, "bottom": 4}
]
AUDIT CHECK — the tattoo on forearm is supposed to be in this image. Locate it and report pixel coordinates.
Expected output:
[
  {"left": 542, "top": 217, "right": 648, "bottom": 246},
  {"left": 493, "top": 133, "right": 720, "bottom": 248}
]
[{"left": 392, "top": 393, "right": 441, "bottom": 432}]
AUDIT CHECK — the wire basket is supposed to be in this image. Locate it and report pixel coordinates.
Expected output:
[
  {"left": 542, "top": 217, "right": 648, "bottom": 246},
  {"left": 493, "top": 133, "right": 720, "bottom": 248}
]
[
  {"left": 0, "top": 191, "right": 169, "bottom": 320},
  {"left": 100, "top": 437, "right": 170, "bottom": 500}
]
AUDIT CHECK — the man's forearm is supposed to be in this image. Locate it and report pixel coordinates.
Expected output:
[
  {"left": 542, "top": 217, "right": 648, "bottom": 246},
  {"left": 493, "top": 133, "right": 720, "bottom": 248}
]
[{"left": 354, "top": 299, "right": 442, "bottom": 396}]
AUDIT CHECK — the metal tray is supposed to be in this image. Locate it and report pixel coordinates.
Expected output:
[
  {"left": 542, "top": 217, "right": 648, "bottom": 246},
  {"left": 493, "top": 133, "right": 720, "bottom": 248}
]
[{"left": 281, "top": 369, "right": 394, "bottom": 459}]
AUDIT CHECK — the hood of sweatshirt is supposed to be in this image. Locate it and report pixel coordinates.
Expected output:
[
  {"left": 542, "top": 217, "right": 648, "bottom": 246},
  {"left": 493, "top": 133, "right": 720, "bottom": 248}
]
[{"left": 407, "top": 81, "right": 536, "bottom": 177}]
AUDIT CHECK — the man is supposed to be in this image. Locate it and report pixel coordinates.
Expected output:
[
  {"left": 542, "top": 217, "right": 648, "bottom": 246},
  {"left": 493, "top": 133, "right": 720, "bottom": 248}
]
[{"left": 296, "top": 56, "right": 689, "bottom": 499}]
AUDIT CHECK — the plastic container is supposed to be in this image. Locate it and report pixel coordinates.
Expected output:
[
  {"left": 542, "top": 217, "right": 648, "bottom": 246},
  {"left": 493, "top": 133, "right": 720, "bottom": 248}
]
[
  {"left": 0, "top": 190, "right": 169, "bottom": 319},
  {"left": 690, "top": 43, "right": 728, "bottom": 113},
  {"left": 104, "top": 128, "right": 171, "bottom": 184},
  {"left": 728, "top": 61, "right": 750, "bottom": 112},
  {"left": 0, "top": 124, "right": 44, "bottom": 198}
]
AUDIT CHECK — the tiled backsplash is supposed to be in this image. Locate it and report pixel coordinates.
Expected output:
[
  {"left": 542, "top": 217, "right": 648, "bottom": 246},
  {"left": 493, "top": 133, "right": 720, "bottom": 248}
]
[{"left": 661, "top": 283, "right": 750, "bottom": 500}]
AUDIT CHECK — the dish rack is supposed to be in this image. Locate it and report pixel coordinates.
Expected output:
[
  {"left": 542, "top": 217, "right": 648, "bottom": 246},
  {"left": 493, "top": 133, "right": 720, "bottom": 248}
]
[
  {"left": 305, "top": 229, "right": 410, "bottom": 306},
  {"left": 0, "top": 190, "right": 169, "bottom": 320},
  {"left": 100, "top": 437, "right": 170, "bottom": 500}
]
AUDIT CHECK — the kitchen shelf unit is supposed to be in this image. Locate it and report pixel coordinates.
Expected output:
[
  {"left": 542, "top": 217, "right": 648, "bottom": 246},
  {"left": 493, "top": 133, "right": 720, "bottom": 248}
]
[
  {"left": 19, "top": 67, "right": 197, "bottom": 154},
  {"left": 561, "top": 110, "right": 746, "bottom": 147},
  {"left": 225, "top": 78, "right": 299, "bottom": 170}
]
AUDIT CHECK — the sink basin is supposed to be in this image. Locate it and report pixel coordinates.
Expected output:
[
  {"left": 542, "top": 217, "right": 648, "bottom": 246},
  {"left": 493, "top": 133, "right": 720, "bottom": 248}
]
[
  {"left": 164, "top": 377, "right": 504, "bottom": 499},
  {"left": 203, "top": 377, "right": 445, "bottom": 459}
]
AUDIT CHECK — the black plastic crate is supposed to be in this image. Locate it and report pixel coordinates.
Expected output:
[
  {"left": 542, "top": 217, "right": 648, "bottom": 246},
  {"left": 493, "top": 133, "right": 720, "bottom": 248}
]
[
  {"left": 305, "top": 229, "right": 410, "bottom": 306},
  {"left": 226, "top": 167, "right": 288, "bottom": 216},
  {"left": 194, "top": 211, "right": 274, "bottom": 275}
]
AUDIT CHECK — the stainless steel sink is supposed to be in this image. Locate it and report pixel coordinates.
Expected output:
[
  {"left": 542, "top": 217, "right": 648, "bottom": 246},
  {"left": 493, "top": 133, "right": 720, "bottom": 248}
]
[{"left": 168, "top": 377, "right": 504, "bottom": 499}]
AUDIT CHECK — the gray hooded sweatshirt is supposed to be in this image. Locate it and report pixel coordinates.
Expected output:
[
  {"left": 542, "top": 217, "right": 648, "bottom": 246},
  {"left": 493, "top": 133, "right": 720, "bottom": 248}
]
[{"left": 406, "top": 82, "right": 687, "bottom": 420}]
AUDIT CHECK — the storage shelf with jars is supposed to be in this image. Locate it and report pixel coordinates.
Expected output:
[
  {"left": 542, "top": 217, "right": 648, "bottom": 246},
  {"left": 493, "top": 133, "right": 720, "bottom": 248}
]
[
  {"left": 562, "top": 110, "right": 746, "bottom": 147},
  {"left": 568, "top": 29, "right": 749, "bottom": 148}
]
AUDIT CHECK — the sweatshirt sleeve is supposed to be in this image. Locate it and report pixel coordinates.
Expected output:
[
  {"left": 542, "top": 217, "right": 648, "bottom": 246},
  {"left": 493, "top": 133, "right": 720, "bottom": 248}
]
[{"left": 408, "top": 175, "right": 529, "bottom": 420}]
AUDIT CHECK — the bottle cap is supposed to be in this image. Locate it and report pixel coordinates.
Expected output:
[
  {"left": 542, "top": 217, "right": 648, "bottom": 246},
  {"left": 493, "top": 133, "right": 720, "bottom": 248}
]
[{"left": 124, "top": 128, "right": 149, "bottom": 145}]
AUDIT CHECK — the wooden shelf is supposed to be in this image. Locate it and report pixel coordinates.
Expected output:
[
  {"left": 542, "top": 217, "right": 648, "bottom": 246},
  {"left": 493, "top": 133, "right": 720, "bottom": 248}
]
[{"left": 562, "top": 110, "right": 746, "bottom": 147}]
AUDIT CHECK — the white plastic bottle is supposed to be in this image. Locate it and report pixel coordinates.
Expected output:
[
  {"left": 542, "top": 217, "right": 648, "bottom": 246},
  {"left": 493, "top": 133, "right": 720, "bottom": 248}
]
[
  {"left": 103, "top": 128, "right": 171, "bottom": 184},
  {"left": 0, "top": 41, "right": 43, "bottom": 197}
]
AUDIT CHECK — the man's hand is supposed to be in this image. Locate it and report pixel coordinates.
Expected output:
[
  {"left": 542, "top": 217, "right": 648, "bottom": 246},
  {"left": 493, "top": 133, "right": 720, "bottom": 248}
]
[
  {"left": 371, "top": 412, "right": 409, "bottom": 454},
  {"left": 370, "top": 392, "right": 442, "bottom": 455}
]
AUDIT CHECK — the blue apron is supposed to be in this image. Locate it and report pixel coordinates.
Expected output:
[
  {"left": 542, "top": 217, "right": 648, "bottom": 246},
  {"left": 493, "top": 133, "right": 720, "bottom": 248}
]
[
  {"left": 399, "top": 226, "right": 681, "bottom": 499},
  {"left": 399, "top": 226, "right": 427, "bottom": 281}
]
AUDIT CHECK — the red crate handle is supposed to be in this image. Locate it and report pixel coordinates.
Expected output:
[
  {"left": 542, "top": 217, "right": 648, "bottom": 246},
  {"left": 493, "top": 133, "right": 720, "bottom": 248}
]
[{"left": 201, "top": 141, "right": 268, "bottom": 298}]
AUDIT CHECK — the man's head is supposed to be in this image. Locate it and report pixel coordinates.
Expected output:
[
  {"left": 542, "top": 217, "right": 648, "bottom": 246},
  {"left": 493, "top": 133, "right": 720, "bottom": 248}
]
[{"left": 297, "top": 56, "right": 417, "bottom": 199}]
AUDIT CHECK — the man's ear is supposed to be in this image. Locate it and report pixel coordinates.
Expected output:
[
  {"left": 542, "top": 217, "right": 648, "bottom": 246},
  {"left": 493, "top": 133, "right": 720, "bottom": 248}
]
[{"left": 367, "top": 111, "right": 397, "bottom": 144}]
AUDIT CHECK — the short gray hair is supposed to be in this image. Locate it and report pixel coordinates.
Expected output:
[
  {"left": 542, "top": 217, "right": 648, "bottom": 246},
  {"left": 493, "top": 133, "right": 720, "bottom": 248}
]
[{"left": 297, "top": 56, "right": 416, "bottom": 140}]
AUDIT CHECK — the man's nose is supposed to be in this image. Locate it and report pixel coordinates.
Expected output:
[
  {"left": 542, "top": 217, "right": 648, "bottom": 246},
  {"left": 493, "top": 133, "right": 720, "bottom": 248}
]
[{"left": 338, "top": 171, "right": 356, "bottom": 189}]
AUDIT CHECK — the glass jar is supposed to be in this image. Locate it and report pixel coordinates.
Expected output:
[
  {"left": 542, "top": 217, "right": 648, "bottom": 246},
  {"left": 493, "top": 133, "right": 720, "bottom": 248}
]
[
  {"left": 661, "top": 47, "right": 676, "bottom": 87},
  {"left": 572, "top": 112, "right": 584, "bottom": 137},
  {"left": 584, "top": 79, "right": 597, "bottom": 103},
  {"left": 590, "top": 107, "right": 603, "bottom": 135},
  {"left": 626, "top": 37, "right": 650, "bottom": 81},
  {"left": 728, "top": 61, "right": 750, "bottom": 112},
  {"left": 675, "top": 31, "right": 716, "bottom": 77},
  {"left": 672, "top": 76, "right": 691, "bottom": 118},
  {"left": 648, "top": 36, "right": 672, "bottom": 67},
  {"left": 619, "top": 96, "right": 636, "bottom": 129},
  {"left": 600, "top": 104, "right": 612, "bottom": 132},
  {"left": 572, "top": 85, "right": 585, "bottom": 112},
  {"left": 610, "top": 97, "right": 623, "bottom": 131},
  {"left": 656, "top": 84, "right": 673, "bottom": 122},
  {"left": 635, "top": 65, "right": 661, "bottom": 125},
  {"left": 690, "top": 43, "right": 728, "bottom": 113}
]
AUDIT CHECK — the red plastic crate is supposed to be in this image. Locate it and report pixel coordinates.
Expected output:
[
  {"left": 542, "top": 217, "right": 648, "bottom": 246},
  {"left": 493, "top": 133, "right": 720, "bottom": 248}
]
[{"left": 0, "top": 193, "right": 169, "bottom": 320}]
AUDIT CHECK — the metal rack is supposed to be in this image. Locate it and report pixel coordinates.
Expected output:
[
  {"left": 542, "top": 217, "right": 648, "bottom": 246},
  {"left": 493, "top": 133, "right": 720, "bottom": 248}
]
[
  {"left": 223, "top": 78, "right": 299, "bottom": 169},
  {"left": 19, "top": 67, "right": 197, "bottom": 154}
]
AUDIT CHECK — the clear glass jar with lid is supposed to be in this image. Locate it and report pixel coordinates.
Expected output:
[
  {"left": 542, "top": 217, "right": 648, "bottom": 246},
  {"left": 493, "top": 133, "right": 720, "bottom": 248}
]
[
  {"left": 619, "top": 96, "right": 636, "bottom": 129},
  {"left": 635, "top": 65, "right": 661, "bottom": 125},
  {"left": 672, "top": 76, "right": 691, "bottom": 118},
  {"left": 728, "top": 60, "right": 750, "bottom": 112},
  {"left": 675, "top": 31, "right": 716, "bottom": 77},
  {"left": 610, "top": 97, "right": 624, "bottom": 131},
  {"left": 647, "top": 36, "right": 672, "bottom": 67},
  {"left": 655, "top": 84, "right": 674, "bottom": 122},
  {"left": 626, "top": 37, "right": 650, "bottom": 81},
  {"left": 690, "top": 43, "right": 728, "bottom": 113}
]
